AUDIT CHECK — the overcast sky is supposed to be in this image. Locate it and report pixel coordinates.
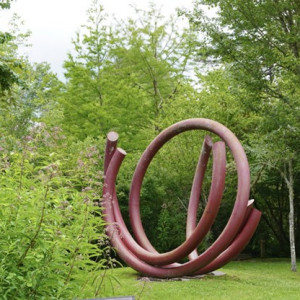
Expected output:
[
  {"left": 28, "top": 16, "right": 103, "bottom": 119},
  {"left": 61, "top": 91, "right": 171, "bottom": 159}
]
[{"left": 0, "top": 0, "right": 194, "bottom": 79}]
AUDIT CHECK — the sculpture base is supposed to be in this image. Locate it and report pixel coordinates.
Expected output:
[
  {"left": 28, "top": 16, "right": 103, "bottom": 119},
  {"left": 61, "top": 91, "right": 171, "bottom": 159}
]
[{"left": 137, "top": 270, "right": 226, "bottom": 282}]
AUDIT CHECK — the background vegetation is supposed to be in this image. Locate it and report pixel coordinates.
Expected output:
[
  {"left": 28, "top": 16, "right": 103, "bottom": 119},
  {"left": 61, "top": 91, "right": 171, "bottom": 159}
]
[{"left": 0, "top": 0, "right": 299, "bottom": 298}]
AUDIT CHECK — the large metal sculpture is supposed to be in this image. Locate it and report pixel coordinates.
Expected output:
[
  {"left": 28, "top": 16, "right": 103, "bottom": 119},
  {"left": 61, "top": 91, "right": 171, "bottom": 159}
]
[{"left": 102, "top": 118, "right": 261, "bottom": 278}]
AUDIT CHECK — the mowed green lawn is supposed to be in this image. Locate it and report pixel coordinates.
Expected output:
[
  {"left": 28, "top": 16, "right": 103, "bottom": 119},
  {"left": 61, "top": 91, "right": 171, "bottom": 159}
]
[{"left": 98, "top": 259, "right": 300, "bottom": 300}]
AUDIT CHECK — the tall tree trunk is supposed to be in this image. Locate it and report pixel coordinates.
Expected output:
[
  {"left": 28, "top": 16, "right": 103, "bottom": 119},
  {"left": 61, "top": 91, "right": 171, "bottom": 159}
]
[{"left": 282, "top": 160, "right": 297, "bottom": 272}]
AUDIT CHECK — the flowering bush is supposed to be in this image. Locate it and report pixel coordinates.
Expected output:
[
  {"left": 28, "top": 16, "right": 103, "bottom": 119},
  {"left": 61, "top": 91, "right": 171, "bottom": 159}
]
[{"left": 0, "top": 124, "right": 116, "bottom": 299}]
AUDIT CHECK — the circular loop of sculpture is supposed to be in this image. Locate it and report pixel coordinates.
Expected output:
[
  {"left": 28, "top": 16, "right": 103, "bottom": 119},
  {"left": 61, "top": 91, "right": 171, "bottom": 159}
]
[{"left": 102, "top": 118, "right": 261, "bottom": 278}]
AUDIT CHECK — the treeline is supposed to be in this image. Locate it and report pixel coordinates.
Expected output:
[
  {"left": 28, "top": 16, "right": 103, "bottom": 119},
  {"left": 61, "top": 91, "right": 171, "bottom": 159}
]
[{"left": 0, "top": 0, "right": 299, "bottom": 297}]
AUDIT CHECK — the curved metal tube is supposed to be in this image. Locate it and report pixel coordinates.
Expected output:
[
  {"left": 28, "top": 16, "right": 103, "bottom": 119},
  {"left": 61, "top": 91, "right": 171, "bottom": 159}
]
[
  {"left": 102, "top": 118, "right": 261, "bottom": 278},
  {"left": 186, "top": 136, "right": 213, "bottom": 260}
]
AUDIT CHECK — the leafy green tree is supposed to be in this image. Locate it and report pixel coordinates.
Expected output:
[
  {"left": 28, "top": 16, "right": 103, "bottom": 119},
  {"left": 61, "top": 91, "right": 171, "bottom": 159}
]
[
  {"left": 0, "top": 0, "right": 14, "bottom": 10},
  {"left": 187, "top": 0, "right": 300, "bottom": 270},
  {"left": 0, "top": 15, "right": 40, "bottom": 138},
  {"left": 61, "top": 1, "right": 151, "bottom": 148},
  {"left": 60, "top": 2, "right": 196, "bottom": 148},
  {"left": 113, "top": 3, "right": 195, "bottom": 119},
  {"left": 0, "top": 1, "right": 16, "bottom": 93},
  {"left": 0, "top": 1, "right": 28, "bottom": 96},
  {"left": 0, "top": 31, "right": 19, "bottom": 94},
  {"left": 0, "top": 15, "right": 26, "bottom": 97},
  {"left": 0, "top": 61, "right": 63, "bottom": 139}
]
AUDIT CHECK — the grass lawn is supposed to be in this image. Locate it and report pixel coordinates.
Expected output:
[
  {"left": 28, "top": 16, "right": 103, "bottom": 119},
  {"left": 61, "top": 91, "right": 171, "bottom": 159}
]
[{"left": 97, "top": 259, "right": 300, "bottom": 300}]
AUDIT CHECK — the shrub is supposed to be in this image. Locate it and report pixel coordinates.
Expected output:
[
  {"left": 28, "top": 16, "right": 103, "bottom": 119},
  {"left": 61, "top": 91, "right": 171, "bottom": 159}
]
[{"left": 0, "top": 123, "right": 115, "bottom": 299}]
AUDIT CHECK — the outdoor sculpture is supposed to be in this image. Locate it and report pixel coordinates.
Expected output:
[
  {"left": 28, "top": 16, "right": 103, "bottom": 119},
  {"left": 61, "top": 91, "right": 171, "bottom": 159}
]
[{"left": 102, "top": 118, "right": 261, "bottom": 278}]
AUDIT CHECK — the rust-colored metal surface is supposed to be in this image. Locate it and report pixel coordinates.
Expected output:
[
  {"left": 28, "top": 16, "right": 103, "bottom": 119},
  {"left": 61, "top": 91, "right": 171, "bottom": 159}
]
[{"left": 102, "top": 118, "right": 261, "bottom": 278}]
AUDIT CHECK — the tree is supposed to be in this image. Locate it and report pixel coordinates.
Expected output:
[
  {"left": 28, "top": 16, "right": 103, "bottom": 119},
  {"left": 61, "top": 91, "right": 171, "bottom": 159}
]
[
  {"left": 0, "top": 2, "right": 25, "bottom": 96},
  {"left": 113, "top": 3, "right": 195, "bottom": 119},
  {"left": 60, "top": 1, "right": 152, "bottom": 147},
  {"left": 0, "top": 41, "right": 62, "bottom": 138},
  {"left": 187, "top": 0, "right": 300, "bottom": 271},
  {"left": 0, "top": 15, "right": 38, "bottom": 137},
  {"left": 61, "top": 1, "right": 195, "bottom": 150},
  {"left": 0, "top": 0, "right": 14, "bottom": 10}
]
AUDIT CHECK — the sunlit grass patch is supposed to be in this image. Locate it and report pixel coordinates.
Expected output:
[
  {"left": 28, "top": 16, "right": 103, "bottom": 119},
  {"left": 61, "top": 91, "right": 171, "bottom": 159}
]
[{"left": 97, "top": 259, "right": 300, "bottom": 300}]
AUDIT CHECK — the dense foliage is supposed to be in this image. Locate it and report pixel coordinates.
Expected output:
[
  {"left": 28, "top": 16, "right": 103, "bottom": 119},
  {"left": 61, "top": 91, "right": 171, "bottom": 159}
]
[
  {"left": 185, "top": 0, "right": 300, "bottom": 268},
  {"left": 0, "top": 0, "right": 299, "bottom": 296},
  {"left": 0, "top": 125, "right": 117, "bottom": 299}
]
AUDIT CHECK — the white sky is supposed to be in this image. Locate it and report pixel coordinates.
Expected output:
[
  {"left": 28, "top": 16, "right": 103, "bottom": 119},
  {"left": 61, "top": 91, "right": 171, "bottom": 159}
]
[{"left": 0, "top": 0, "right": 194, "bottom": 79}]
